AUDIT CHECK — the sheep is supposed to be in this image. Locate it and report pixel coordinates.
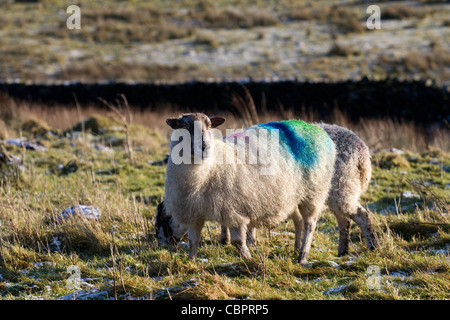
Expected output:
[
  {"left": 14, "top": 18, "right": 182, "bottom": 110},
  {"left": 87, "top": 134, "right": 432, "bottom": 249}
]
[
  {"left": 157, "top": 121, "right": 380, "bottom": 259},
  {"left": 219, "top": 123, "right": 379, "bottom": 256},
  {"left": 156, "top": 113, "right": 336, "bottom": 264},
  {"left": 318, "top": 123, "right": 379, "bottom": 255}
]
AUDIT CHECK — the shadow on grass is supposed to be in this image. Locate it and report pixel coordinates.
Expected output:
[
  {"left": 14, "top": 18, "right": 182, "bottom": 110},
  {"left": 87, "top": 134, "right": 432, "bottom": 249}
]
[{"left": 389, "top": 221, "right": 450, "bottom": 240}]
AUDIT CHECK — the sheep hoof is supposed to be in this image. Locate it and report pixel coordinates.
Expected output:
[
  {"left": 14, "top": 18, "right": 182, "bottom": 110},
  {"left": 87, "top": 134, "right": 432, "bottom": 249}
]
[
  {"left": 337, "top": 250, "right": 349, "bottom": 257},
  {"left": 231, "top": 241, "right": 251, "bottom": 259},
  {"left": 298, "top": 254, "right": 308, "bottom": 265}
]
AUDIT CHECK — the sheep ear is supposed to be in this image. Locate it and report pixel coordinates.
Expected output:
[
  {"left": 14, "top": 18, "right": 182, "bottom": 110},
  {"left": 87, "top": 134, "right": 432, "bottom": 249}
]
[
  {"left": 210, "top": 117, "right": 225, "bottom": 128},
  {"left": 166, "top": 118, "right": 183, "bottom": 129}
]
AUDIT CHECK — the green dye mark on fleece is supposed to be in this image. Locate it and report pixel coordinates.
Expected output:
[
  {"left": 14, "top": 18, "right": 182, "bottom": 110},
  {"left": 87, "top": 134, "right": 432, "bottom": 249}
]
[{"left": 257, "top": 120, "right": 333, "bottom": 168}]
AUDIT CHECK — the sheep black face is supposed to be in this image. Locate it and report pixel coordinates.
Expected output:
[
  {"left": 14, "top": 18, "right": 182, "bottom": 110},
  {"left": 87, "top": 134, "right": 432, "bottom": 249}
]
[
  {"left": 166, "top": 113, "right": 225, "bottom": 161},
  {"left": 155, "top": 201, "right": 187, "bottom": 246}
]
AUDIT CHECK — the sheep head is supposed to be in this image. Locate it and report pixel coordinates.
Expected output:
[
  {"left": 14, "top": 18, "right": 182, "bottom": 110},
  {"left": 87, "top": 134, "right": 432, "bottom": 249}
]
[
  {"left": 166, "top": 113, "right": 225, "bottom": 162},
  {"left": 155, "top": 201, "right": 187, "bottom": 246}
]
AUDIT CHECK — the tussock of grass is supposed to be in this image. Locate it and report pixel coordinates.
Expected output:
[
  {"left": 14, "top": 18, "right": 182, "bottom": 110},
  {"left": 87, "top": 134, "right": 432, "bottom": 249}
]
[
  {"left": 377, "top": 152, "right": 411, "bottom": 169},
  {"left": 378, "top": 49, "right": 450, "bottom": 83},
  {"left": 21, "top": 118, "right": 53, "bottom": 138},
  {"left": 194, "top": 30, "right": 220, "bottom": 48},
  {"left": 388, "top": 214, "right": 450, "bottom": 240},
  {"left": 328, "top": 42, "right": 360, "bottom": 57},
  {"left": 382, "top": 4, "right": 427, "bottom": 20},
  {"left": 70, "top": 114, "right": 122, "bottom": 135},
  {"left": 401, "top": 50, "right": 450, "bottom": 73},
  {"left": 58, "top": 63, "right": 185, "bottom": 83},
  {"left": 199, "top": 7, "right": 279, "bottom": 29},
  {"left": 286, "top": 5, "right": 365, "bottom": 34}
]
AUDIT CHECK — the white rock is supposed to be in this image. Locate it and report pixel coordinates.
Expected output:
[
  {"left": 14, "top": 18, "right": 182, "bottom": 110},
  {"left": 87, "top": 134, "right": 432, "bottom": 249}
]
[
  {"left": 90, "top": 144, "right": 114, "bottom": 153},
  {"left": 390, "top": 271, "right": 409, "bottom": 281},
  {"left": 58, "top": 205, "right": 101, "bottom": 220},
  {"left": 179, "top": 241, "right": 190, "bottom": 248},
  {"left": 327, "top": 260, "right": 341, "bottom": 269},
  {"left": 343, "top": 258, "right": 356, "bottom": 267},
  {"left": 50, "top": 237, "right": 61, "bottom": 251},
  {"left": 59, "top": 289, "right": 109, "bottom": 300},
  {"left": 382, "top": 148, "right": 404, "bottom": 155},
  {"left": 428, "top": 158, "right": 440, "bottom": 165},
  {"left": 33, "top": 261, "right": 56, "bottom": 268},
  {"left": 5, "top": 138, "right": 48, "bottom": 152},
  {"left": 322, "top": 285, "right": 346, "bottom": 295},
  {"left": 401, "top": 191, "right": 420, "bottom": 199}
]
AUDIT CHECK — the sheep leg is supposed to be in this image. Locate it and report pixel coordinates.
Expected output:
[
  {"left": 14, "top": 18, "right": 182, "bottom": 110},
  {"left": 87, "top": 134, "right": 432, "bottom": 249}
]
[
  {"left": 297, "top": 204, "right": 321, "bottom": 265},
  {"left": 333, "top": 211, "right": 352, "bottom": 256},
  {"left": 188, "top": 221, "right": 205, "bottom": 260},
  {"left": 291, "top": 207, "right": 304, "bottom": 253},
  {"left": 351, "top": 205, "right": 379, "bottom": 251},
  {"left": 220, "top": 226, "right": 230, "bottom": 245},
  {"left": 297, "top": 218, "right": 317, "bottom": 265},
  {"left": 247, "top": 228, "right": 257, "bottom": 247},
  {"left": 220, "top": 226, "right": 256, "bottom": 246},
  {"left": 230, "top": 226, "right": 251, "bottom": 259}
]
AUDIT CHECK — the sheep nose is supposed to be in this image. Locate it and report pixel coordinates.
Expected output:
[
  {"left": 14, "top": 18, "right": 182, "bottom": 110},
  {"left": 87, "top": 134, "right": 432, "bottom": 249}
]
[{"left": 202, "top": 141, "right": 207, "bottom": 152}]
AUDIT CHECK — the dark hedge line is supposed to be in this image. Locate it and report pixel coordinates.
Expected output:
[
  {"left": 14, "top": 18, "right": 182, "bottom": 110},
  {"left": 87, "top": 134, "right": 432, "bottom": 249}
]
[{"left": 1, "top": 78, "right": 448, "bottom": 125}]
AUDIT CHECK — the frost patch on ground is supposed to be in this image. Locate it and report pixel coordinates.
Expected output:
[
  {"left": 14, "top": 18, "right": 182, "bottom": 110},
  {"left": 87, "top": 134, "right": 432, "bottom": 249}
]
[
  {"left": 59, "top": 289, "right": 109, "bottom": 300},
  {"left": 322, "top": 285, "right": 347, "bottom": 295}
]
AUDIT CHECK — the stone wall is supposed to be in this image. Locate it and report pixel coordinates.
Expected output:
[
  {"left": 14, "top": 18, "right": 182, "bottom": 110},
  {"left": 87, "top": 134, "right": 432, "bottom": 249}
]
[{"left": 1, "top": 79, "right": 448, "bottom": 125}]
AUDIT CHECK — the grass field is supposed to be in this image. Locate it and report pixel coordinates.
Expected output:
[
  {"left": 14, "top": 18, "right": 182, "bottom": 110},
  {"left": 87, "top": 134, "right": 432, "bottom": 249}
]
[
  {"left": 0, "top": 96, "right": 448, "bottom": 300},
  {"left": 0, "top": 0, "right": 448, "bottom": 302},
  {"left": 1, "top": 0, "right": 449, "bottom": 84}
]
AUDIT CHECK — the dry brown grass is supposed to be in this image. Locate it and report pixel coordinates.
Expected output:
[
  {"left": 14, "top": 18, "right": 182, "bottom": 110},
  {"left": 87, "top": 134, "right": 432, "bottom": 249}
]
[
  {"left": 194, "top": 30, "right": 220, "bottom": 48},
  {"left": 82, "top": 7, "right": 163, "bottom": 25},
  {"left": 378, "top": 48, "right": 450, "bottom": 82},
  {"left": 328, "top": 42, "right": 360, "bottom": 57},
  {"left": 0, "top": 93, "right": 178, "bottom": 139},
  {"left": 44, "top": 6, "right": 195, "bottom": 45},
  {"left": 0, "top": 93, "right": 448, "bottom": 153},
  {"left": 199, "top": 7, "right": 279, "bottom": 29},
  {"left": 224, "top": 91, "right": 450, "bottom": 153},
  {"left": 42, "top": 5, "right": 278, "bottom": 45},
  {"left": 328, "top": 111, "right": 448, "bottom": 153},
  {"left": 57, "top": 63, "right": 184, "bottom": 83},
  {"left": 286, "top": 5, "right": 365, "bottom": 34},
  {"left": 402, "top": 50, "right": 450, "bottom": 73},
  {"left": 382, "top": 4, "right": 427, "bottom": 20}
]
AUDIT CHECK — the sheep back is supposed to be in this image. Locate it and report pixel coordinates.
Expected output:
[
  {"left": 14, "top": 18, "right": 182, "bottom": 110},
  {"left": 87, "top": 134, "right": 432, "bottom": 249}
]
[{"left": 255, "top": 120, "right": 335, "bottom": 170}]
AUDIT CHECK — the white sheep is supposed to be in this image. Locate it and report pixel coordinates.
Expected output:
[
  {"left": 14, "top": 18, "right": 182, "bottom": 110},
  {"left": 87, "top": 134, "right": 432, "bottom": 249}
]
[
  {"left": 156, "top": 113, "right": 336, "bottom": 264},
  {"left": 318, "top": 123, "right": 379, "bottom": 255},
  {"left": 219, "top": 123, "right": 380, "bottom": 256}
]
